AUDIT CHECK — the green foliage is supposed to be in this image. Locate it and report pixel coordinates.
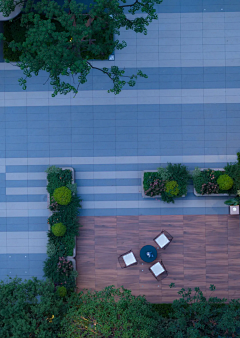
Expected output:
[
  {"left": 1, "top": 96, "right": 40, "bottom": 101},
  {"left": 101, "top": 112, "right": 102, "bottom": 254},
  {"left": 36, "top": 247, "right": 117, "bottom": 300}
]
[
  {"left": 59, "top": 285, "right": 161, "bottom": 338},
  {"left": 47, "top": 168, "right": 72, "bottom": 195},
  {"left": 52, "top": 223, "right": 67, "bottom": 237},
  {"left": 46, "top": 165, "right": 61, "bottom": 175},
  {"left": 46, "top": 242, "right": 56, "bottom": 257},
  {"left": 3, "top": 15, "right": 27, "bottom": 62},
  {"left": 0, "top": 0, "right": 162, "bottom": 97},
  {"left": 43, "top": 256, "right": 76, "bottom": 290},
  {"left": 66, "top": 182, "right": 77, "bottom": 195},
  {"left": 157, "top": 167, "right": 171, "bottom": 181},
  {"left": 165, "top": 180, "right": 179, "bottom": 196},
  {"left": 0, "top": 276, "right": 68, "bottom": 338},
  {"left": 193, "top": 162, "right": 240, "bottom": 195},
  {"left": 162, "top": 285, "right": 240, "bottom": 338},
  {"left": 53, "top": 186, "right": 72, "bottom": 205},
  {"left": 151, "top": 303, "right": 173, "bottom": 318},
  {"left": 143, "top": 172, "right": 165, "bottom": 197},
  {"left": 217, "top": 174, "right": 233, "bottom": 190},
  {"left": 144, "top": 163, "right": 190, "bottom": 203},
  {"left": 44, "top": 166, "right": 81, "bottom": 293},
  {"left": 57, "top": 286, "right": 67, "bottom": 298},
  {"left": 224, "top": 197, "right": 240, "bottom": 206},
  {"left": 237, "top": 152, "right": 240, "bottom": 164},
  {"left": 224, "top": 162, "right": 240, "bottom": 194},
  {"left": 0, "top": 0, "right": 25, "bottom": 17}
]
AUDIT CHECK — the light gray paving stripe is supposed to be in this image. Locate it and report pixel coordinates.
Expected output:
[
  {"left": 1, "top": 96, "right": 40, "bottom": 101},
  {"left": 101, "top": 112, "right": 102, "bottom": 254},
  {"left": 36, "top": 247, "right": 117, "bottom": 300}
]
[
  {"left": 0, "top": 232, "right": 47, "bottom": 254},
  {"left": 2, "top": 89, "right": 240, "bottom": 106},
  {"left": 81, "top": 199, "right": 226, "bottom": 209},
  {"left": 6, "top": 186, "right": 140, "bottom": 195},
  {"left": 2, "top": 155, "right": 237, "bottom": 166}
]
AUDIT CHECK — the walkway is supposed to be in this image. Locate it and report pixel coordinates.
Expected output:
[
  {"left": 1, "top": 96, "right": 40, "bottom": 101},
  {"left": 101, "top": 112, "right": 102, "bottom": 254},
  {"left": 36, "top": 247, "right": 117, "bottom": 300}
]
[{"left": 0, "top": 0, "right": 240, "bottom": 293}]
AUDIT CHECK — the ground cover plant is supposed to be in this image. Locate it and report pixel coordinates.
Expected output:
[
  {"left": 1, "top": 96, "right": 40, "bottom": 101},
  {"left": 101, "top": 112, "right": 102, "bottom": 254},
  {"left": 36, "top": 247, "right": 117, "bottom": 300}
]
[
  {"left": 44, "top": 166, "right": 81, "bottom": 294},
  {"left": 193, "top": 161, "right": 240, "bottom": 195},
  {"left": 143, "top": 163, "right": 191, "bottom": 203},
  {"left": 1, "top": 278, "right": 240, "bottom": 338},
  {"left": 0, "top": 276, "right": 68, "bottom": 338},
  {"left": 0, "top": 0, "right": 162, "bottom": 97}
]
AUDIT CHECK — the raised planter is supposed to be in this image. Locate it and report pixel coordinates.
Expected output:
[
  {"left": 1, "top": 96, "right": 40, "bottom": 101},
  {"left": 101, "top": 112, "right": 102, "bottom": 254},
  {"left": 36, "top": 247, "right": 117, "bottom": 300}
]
[
  {"left": 193, "top": 168, "right": 235, "bottom": 197},
  {"left": 142, "top": 170, "right": 186, "bottom": 199},
  {"left": 47, "top": 167, "right": 76, "bottom": 261}
]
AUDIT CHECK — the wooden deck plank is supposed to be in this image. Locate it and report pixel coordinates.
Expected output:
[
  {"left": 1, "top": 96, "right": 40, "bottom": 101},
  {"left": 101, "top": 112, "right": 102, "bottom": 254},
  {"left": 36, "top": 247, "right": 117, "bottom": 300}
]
[{"left": 76, "top": 215, "right": 240, "bottom": 303}]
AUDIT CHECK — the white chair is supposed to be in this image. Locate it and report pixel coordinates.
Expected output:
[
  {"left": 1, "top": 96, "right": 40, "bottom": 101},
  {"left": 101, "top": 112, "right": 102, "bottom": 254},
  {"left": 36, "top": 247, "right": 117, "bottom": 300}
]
[
  {"left": 149, "top": 261, "right": 168, "bottom": 281},
  {"left": 154, "top": 230, "right": 173, "bottom": 250},
  {"left": 118, "top": 250, "right": 138, "bottom": 269}
]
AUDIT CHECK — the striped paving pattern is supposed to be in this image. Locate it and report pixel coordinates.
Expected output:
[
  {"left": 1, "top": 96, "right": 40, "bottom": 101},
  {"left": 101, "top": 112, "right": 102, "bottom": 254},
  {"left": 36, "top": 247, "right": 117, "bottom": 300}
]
[
  {"left": 76, "top": 215, "right": 240, "bottom": 303},
  {"left": 1, "top": 1, "right": 240, "bottom": 290}
]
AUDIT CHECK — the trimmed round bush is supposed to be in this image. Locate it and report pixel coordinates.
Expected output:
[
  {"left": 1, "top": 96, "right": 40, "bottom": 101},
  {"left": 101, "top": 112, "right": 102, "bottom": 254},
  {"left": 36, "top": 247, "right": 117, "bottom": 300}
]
[
  {"left": 217, "top": 174, "right": 233, "bottom": 191},
  {"left": 57, "top": 286, "right": 67, "bottom": 297},
  {"left": 52, "top": 223, "right": 66, "bottom": 237},
  {"left": 53, "top": 186, "right": 71, "bottom": 205},
  {"left": 165, "top": 180, "right": 179, "bottom": 196}
]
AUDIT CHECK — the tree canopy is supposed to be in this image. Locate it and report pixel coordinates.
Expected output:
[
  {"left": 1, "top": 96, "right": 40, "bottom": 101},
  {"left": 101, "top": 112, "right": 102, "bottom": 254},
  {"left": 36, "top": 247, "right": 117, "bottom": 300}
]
[
  {"left": 1, "top": 277, "right": 240, "bottom": 338},
  {"left": 0, "top": 0, "right": 162, "bottom": 97}
]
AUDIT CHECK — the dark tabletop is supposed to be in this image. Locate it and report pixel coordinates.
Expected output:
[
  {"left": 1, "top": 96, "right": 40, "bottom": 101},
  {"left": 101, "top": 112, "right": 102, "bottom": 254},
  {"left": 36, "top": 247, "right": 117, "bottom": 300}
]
[{"left": 140, "top": 245, "right": 157, "bottom": 263}]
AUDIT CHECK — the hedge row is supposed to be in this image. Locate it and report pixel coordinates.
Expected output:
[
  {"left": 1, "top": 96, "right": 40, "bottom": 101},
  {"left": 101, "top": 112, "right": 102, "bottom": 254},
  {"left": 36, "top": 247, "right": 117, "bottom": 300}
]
[{"left": 43, "top": 166, "right": 81, "bottom": 296}]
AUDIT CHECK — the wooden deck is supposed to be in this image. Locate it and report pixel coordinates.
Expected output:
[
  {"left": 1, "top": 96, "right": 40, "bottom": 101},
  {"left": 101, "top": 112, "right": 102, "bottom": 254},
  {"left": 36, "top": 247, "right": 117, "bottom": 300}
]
[{"left": 76, "top": 215, "right": 240, "bottom": 303}]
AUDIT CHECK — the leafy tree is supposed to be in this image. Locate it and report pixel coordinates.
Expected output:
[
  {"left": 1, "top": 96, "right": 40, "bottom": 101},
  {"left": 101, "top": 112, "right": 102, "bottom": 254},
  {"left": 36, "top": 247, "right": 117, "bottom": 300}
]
[
  {"left": 0, "top": 0, "right": 26, "bottom": 17},
  {"left": 0, "top": 0, "right": 162, "bottom": 97},
  {"left": 163, "top": 285, "right": 240, "bottom": 338},
  {"left": 0, "top": 276, "right": 68, "bottom": 338},
  {"left": 58, "top": 285, "right": 162, "bottom": 337}
]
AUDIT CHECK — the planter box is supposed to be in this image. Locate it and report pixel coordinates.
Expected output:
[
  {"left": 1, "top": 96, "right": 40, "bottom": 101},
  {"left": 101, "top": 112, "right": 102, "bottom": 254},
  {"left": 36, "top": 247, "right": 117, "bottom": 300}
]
[
  {"left": 142, "top": 170, "right": 185, "bottom": 199},
  {"left": 230, "top": 205, "right": 239, "bottom": 215},
  {"left": 47, "top": 167, "right": 76, "bottom": 259},
  {"left": 193, "top": 168, "right": 235, "bottom": 197}
]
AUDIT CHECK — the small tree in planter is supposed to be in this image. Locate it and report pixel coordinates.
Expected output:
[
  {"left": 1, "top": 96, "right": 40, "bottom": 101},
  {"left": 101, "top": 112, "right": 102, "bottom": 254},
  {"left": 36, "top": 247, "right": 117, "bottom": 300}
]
[{"left": 143, "top": 163, "right": 191, "bottom": 203}]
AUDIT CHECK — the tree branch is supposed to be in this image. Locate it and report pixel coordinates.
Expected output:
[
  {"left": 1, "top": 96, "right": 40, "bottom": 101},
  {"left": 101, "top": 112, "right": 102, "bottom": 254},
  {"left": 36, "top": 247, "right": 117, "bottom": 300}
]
[
  {"left": 86, "top": 61, "right": 131, "bottom": 81},
  {"left": 118, "top": 0, "right": 139, "bottom": 8}
]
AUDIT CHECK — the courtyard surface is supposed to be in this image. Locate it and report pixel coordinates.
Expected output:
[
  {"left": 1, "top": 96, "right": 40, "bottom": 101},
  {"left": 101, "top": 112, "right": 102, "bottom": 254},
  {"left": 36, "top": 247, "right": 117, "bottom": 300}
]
[
  {"left": 0, "top": 0, "right": 240, "bottom": 302},
  {"left": 77, "top": 215, "right": 240, "bottom": 302}
]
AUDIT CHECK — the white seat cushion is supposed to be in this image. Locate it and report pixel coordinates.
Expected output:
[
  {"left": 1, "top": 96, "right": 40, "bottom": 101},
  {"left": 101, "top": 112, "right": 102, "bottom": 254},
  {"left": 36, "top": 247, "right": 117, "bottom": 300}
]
[
  {"left": 122, "top": 252, "right": 137, "bottom": 266},
  {"left": 155, "top": 233, "right": 170, "bottom": 248},
  {"left": 150, "top": 262, "right": 165, "bottom": 276}
]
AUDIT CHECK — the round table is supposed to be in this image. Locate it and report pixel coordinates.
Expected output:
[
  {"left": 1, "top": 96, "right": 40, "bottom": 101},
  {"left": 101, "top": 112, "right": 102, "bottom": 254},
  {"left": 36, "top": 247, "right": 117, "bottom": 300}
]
[{"left": 140, "top": 245, "right": 157, "bottom": 263}]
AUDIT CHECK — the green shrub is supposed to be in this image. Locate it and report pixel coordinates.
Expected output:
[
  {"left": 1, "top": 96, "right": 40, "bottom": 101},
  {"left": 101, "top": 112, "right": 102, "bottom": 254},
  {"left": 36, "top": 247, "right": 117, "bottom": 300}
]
[
  {"left": 46, "top": 242, "right": 56, "bottom": 256},
  {"left": 57, "top": 286, "right": 67, "bottom": 298},
  {"left": 165, "top": 180, "right": 179, "bottom": 196},
  {"left": 224, "top": 197, "right": 240, "bottom": 206},
  {"left": 143, "top": 163, "right": 190, "bottom": 203},
  {"left": 151, "top": 303, "right": 173, "bottom": 318},
  {"left": 53, "top": 186, "right": 72, "bottom": 205},
  {"left": 217, "top": 174, "right": 233, "bottom": 190},
  {"left": 52, "top": 223, "right": 67, "bottom": 237},
  {"left": 224, "top": 162, "right": 240, "bottom": 194}
]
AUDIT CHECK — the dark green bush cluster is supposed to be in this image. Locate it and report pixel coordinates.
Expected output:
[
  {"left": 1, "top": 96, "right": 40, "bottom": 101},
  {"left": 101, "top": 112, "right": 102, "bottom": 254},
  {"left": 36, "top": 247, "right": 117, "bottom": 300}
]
[
  {"left": 3, "top": 15, "right": 27, "bottom": 61},
  {"left": 53, "top": 186, "right": 72, "bottom": 205},
  {"left": 193, "top": 161, "right": 240, "bottom": 195},
  {"left": 43, "top": 166, "right": 81, "bottom": 295},
  {"left": 143, "top": 163, "right": 191, "bottom": 203},
  {"left": 3, "top": 12, "right": 113, "bottom": 62}
]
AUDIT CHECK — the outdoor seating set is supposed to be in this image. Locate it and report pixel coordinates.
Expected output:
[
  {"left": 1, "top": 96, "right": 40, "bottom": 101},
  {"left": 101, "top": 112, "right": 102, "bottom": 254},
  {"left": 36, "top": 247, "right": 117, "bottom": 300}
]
[{"left": 118, "top": 230, "right": 173, "bottom": 281}]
